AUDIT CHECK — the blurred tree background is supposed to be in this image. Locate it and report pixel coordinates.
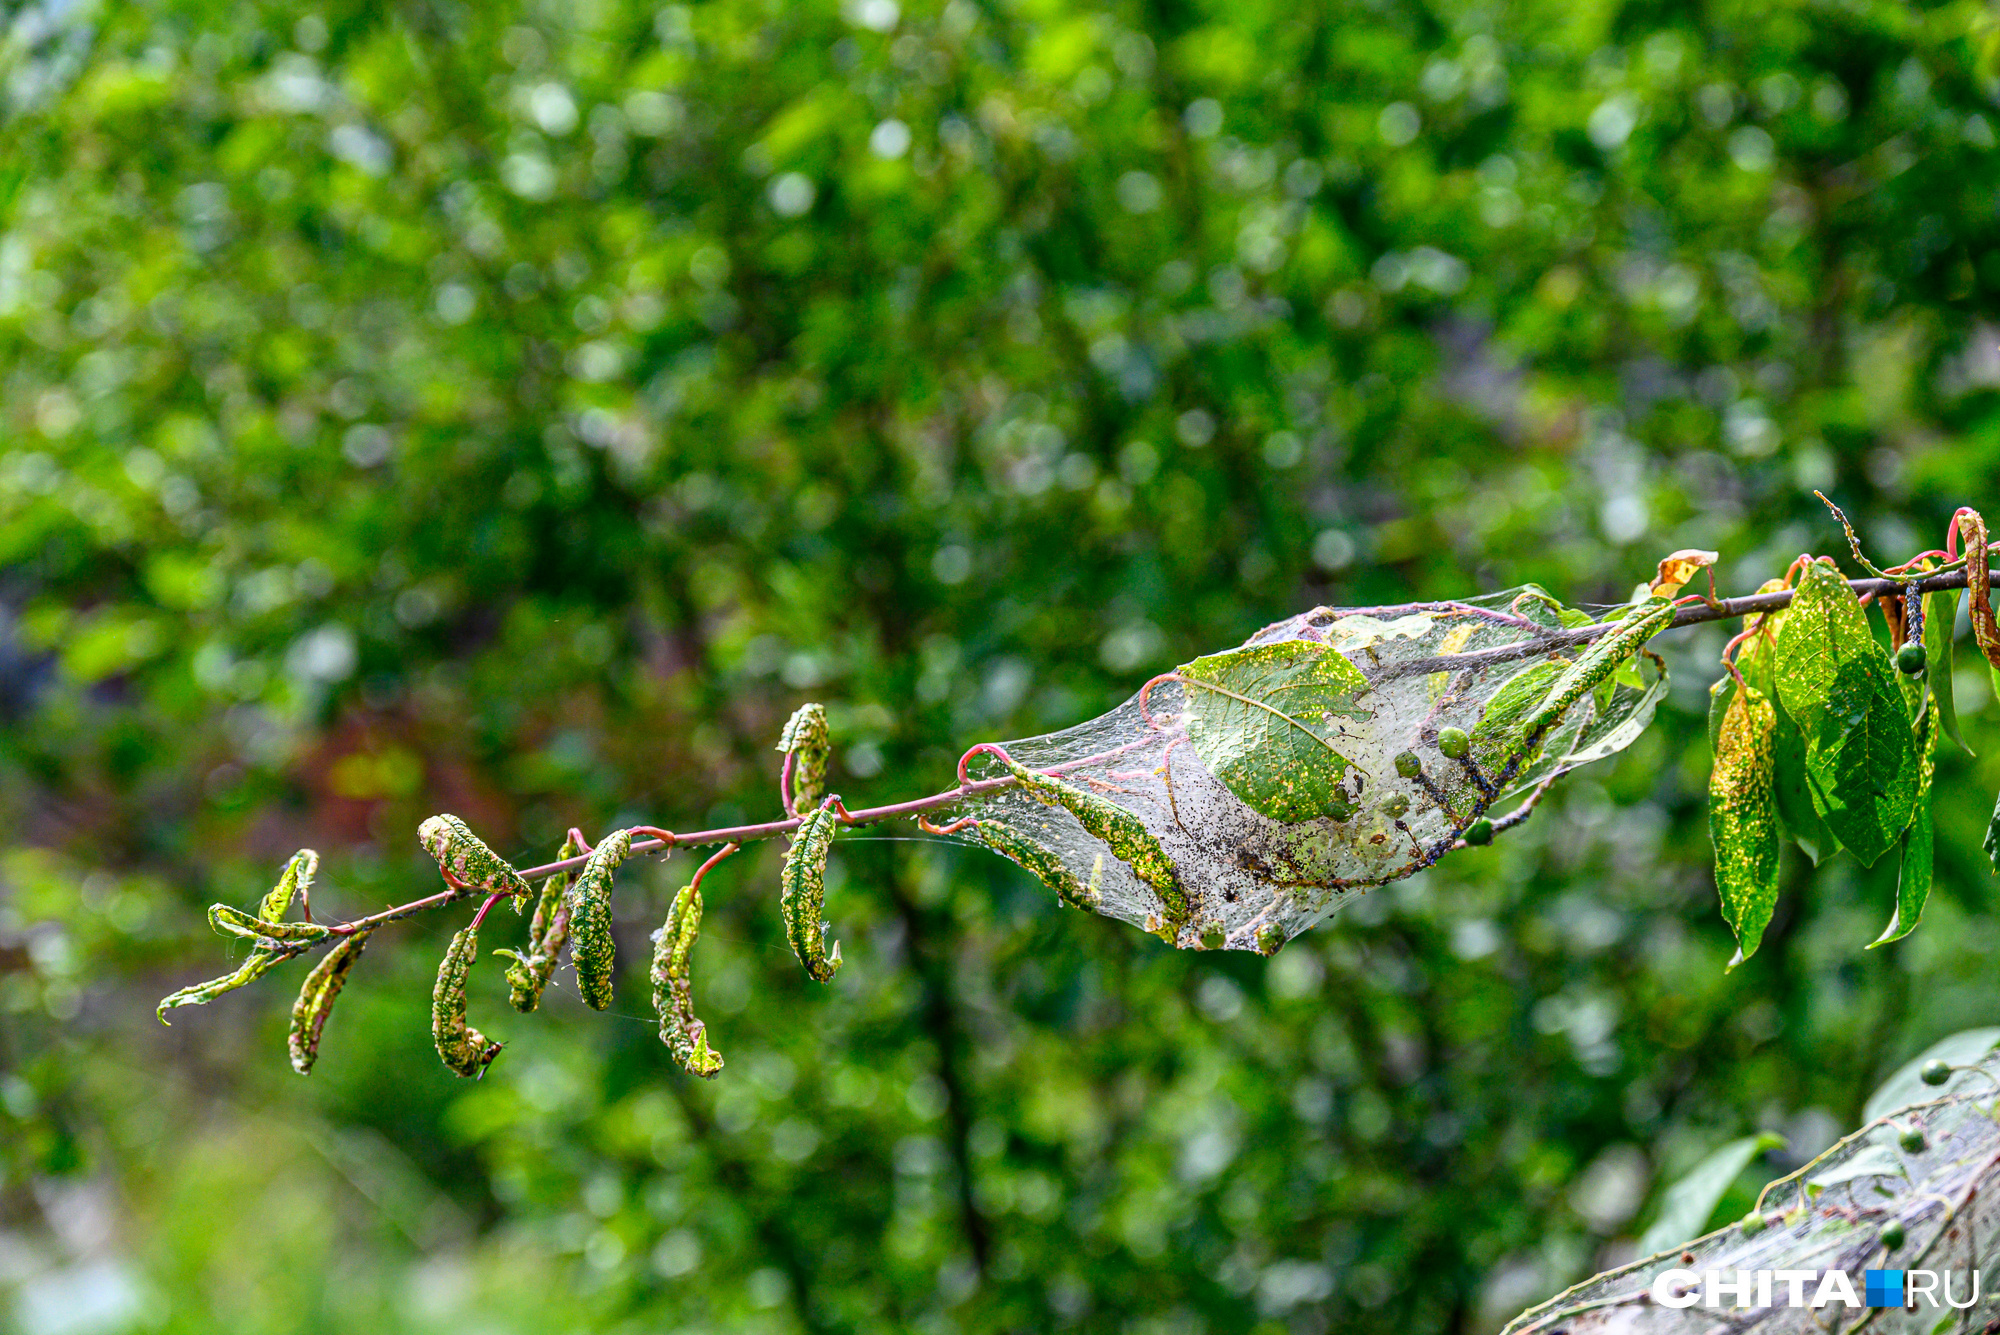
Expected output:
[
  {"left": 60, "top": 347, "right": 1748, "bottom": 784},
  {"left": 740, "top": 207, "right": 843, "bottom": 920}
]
[{"left": 4, "top": 0, "right": 2000, "bottom": 1331}]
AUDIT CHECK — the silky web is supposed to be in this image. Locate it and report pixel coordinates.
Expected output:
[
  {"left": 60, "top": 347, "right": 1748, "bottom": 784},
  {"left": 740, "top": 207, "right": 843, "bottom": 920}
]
[
  {"left": 1502, "top": 1048, "right": 2000, "bottom": 1333},
  {"left": 949, "top": 587, "right": 1669, "bottom": 952}
]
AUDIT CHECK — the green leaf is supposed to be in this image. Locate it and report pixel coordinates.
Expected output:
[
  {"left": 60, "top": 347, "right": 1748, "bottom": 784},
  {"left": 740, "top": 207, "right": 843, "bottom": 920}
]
[
  {"left": 1872, "top": 706, "right": 1938, "bottom": 948},
  {"left": 1775, "top": 560, "right": 1917, "bottom": 867},
  {"left": 156, "top": 943, "right": 304, "bottom": 1022},
  {"left": 1474, "top": 659, "right": 1565, "bottom": 779},
  {"left": 1710, "top": 683, "right": 1781, "bottom": 965},
  {"left": 1985, "top": 787, "right": 2000, "bottom": 876},
  {"left": 1636, "top": 1132, "right": 1786, "bottom": 1257},
  {"left": 1706, "top": 674, "right": 1734, "bottom": 755},
  {"left": 1177, "top": 641, "right": 1371, "bottom": 824},
  {"left": 1806, "top": 1143, "right": 1907, "bottom": 1191},
  {"left": 1925, "top": 587, "right": 1970, "bottom": 754},
  {"left": 1865, "top": 1027, "right": 2000, "bottom": 1122},
  {"left": 1735, "top": 595, "right": 1834, "bottom": 863},
  {"left": 780, "top": 806, "right": 843, "bottom": 982}
]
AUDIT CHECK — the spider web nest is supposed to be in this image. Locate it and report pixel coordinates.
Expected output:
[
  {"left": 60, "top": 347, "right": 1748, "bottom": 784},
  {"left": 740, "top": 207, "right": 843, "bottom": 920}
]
[
  {"left": 1502, "top": 1043, "right": 2000, "bottom": 1333},
  {"left": 947, "top": 586, "right": 1669, "bottom": 952}
]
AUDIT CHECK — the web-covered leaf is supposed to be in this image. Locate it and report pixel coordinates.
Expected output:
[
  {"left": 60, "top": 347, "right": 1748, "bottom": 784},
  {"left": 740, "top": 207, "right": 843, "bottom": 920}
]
[
  {"left": 950, "top": 588, "right": 1668, "bottom": 951},
  {"left": 1502, "top": 1040, "right": 2000, "bottom": 1333}
]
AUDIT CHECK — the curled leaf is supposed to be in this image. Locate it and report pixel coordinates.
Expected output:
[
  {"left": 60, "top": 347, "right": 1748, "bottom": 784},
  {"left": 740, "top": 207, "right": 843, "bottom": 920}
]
[
  {"left": 417, "top": 814, "right": 533, "bottom": 909},
  {"left": 780, "top": 805, "right": 842, "bottom": 981},
  {"left": 260, "top": 849, "right": 318, "bottom": 924},
  {"left": 651, "top": 882, "right": 723, "bottom": 1078},
  {"left": 1650, "top": 549, "right": 1717, "bottom": 597},
  {"left": 777, "top": 703, "right": 831, "bottom": 816},
  {"left": 208, "top": 903, "right": 333, "bottom": 944},
  {"left": 564, "top": 828, "right": 632, "bottom": 1011},
  {"left": 1959, "top": 510, "right": 2000, "bottom": 683},
  {"left": 288, "top": 930, "right": 370, "bottom": 1075},
  {"left": 1710, "top": 682, "right": 1780, "bottom": 966},
  {"left": 976, "top": 818, "right": 1102, "bottom": 911},
  {"left": 1525, "top": 597, "right": 1676, "bottom": 738},
  {"left": 495, "top": 834, "right": 578, "bottom": 1013},
  {"left": 996, "top": 755, "right": 1187, "bottom": 942},
  {"left": 156, "top": 943, "right": 304, "bottom": 1023},
  {"left": 432, "top": 926, "right": 502, "bottom": 1078},
  {"left": 1470, "top": 659, "right": 1564, "bottom": 781}
]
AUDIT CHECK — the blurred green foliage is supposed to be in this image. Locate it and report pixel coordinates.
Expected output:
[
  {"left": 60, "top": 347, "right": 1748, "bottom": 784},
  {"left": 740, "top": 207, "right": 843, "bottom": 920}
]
[{"left": 5, "top": 0, "right": 2000, "bottom": 1331}]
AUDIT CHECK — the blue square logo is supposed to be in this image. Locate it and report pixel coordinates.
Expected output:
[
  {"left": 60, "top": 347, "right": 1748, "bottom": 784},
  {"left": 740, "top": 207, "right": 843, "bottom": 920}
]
[{"left": 1865, "top": 1270, "right": 1904, "bottom": 1308}]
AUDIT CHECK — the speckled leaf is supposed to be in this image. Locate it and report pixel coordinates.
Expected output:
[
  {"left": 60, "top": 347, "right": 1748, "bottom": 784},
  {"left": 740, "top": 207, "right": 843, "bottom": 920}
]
[
  {"left": 432, "top": 926, "right": 502, "bottom": 1078},
  {"left": 977, "top": 817, "right": 1102, "bottom": 912},
  {"left": 997, "top": 755, "right": 1187, "bottom": 941},
  {"left": 1472, "top": 659, "right": 1565, "bottom": 779},
  {"left": 1524, "top": 597, "right": 1676, "bottom": 737},
  {"left": 1734, "top": 588, "right": 1833, "bottom": 863},
  {"left": 564, "top": 829, "right": 631, "bottom": 1010},
  {"left": 651, "top": 882, "right": 723, "bottom": 1078},
  {"left": 1178, "top": 641, "right": 1370, "bottom": 825},
  {"left": 288, "top": 929, "right": 369, "bottom": 1075},
  {"left": 156, "top": 942, "right": 303, "bottom": 1023},
  {"left": 776, "top": 703, "right": 831, "bottom": 816},
  {"left": 207, "top": 903, "right": 332, "bottom": 944},
  {"left": 495, "top": 833, "right": 580, "bottom": 1013},
  {"left": 1873, "top": 706, "right": 1937, "bottom": 947},
  {"left": 1776, "top": 560, "right": 1917, "bottom": 867},
  {"left": 418, "top": 814, "right": 533, "bottom": 908},
  {"left": 259, "top": 849, "right": 317, "bottom": 924},
  {"left": 780, "top": 805, "right": 842, "bottom": 981},
  {"left": 1710, "top": 682, "right": 1780, "bottom": 967}
]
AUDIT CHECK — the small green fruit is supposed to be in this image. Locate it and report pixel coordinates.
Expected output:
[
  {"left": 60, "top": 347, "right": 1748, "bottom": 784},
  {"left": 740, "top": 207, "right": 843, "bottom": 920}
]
[
  {"left": 1200, "top": 924, "right": 1225, "bottom": 950},
  {"left": 1381, "top": 793, "right": 1411, "bottom": 819},
  {"left": 1896, "top": 641, "right": 1927, "bottom": 675},
  {"left": 1437, "top": 727, "right": 1470, "bottom": 759},
  {"left": 1880, "top": 1220, "right": 1905, "bottom": 1251},
  {"left": 1899, "top": 1127, "right": 1927, "bottom": 1154},
  {"left": 1325, "top": 800, "right": 1354, "bottom": 822},
  {"left": 1465, "top": 818, "right": 1494, "bottom": 846},
  {"left": 1921, "top": 1059, "right": 1953, "bottom": 1086},
  {"left": 1394, "top": 751, "right": 1422, "bottom": 779},
  {"left": 1740, "top": 1211, "right": 1766, "bottom": 1236}
]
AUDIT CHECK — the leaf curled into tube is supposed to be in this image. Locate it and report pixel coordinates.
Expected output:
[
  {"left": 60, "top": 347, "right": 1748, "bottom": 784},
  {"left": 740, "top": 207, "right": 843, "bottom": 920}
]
[
  {"left": 156, "top": 942, "right": 304, "bottom": 1023},
  {"left": 1959, "top": 510, "right": 2000, "bottom": 672},
  {"left": 564, "top": 829, "right": 632, "bottom": 1011},
  {"left": 260, "top": 849, "right": 318, "bottom": 924},
  {"left": 777, "top": 703, "right": 831, "bottom": 816},
  {"left": 1710, "top": 681, "right": 1781, "bottom": 967},
  {"left": 1525, "top": 597, "right": 1676, "bottom": 738},
  {"left": 494, "top": 833, "right": 579, "bottom": 1013},
  {"left": 288, "top": 930, "right": 370, "bottom": 1075},
  {"left": 208, "top": 903, "right": 333, "bottom": 944},
  {"left": 432, "top": 926, "right": 502, "bottom": 1078},
  {"left": 417, "top": 814, "right": 533, "bottom": 909},
  {"left": 976, "top": 818, "right": 1102, "bottom": 911},
  {"left": 994, "top": 755, "right": 1188, "bottom": 942},
  {"left": 651, "top": 883, "right": 723, "bottom": 1078},
  {"left": 780, "top": 804, "right": 843, "bottom": 982}
]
